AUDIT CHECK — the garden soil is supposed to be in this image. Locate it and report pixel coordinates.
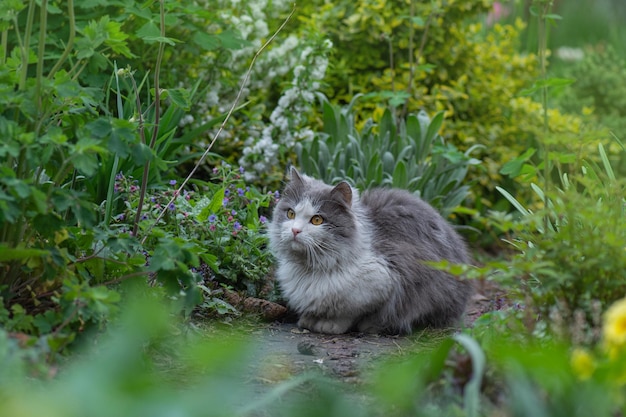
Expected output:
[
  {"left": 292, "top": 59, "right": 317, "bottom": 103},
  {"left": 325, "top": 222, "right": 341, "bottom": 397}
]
[{"left": 247, "top": 279, "right": 504, "bottom": 386}]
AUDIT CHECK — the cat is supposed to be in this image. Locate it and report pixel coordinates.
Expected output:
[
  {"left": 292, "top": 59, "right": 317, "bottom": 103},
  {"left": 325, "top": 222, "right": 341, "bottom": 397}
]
[{"left": 268, "top": 168, "right": 472, "bottom": 335}]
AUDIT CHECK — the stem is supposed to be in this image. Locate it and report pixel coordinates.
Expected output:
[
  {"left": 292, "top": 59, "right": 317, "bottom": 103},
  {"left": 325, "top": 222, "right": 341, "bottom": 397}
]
[
  {"left": 400, "top": 7, "right": 433, "bottom": 120},
  {"left": 35, "top": 0, "right": 47, "bottom": 121},
  {"left": 536, "top": 0, "right": 552, "bottom": 231},
  {"left": 132, "top": 0, "right": 166, "bottom": 237},
  {"left": 48, "top": 0, "right": 75, "bottom": 80},
  {"left": 18, "top": 0, "right": 36, "bottom": 91},
  {"left": 1, "top": 28, "right": 7, "bottom": 65},
  {"left": 387, "top": 34, "right": 395, "bottom": 94}
]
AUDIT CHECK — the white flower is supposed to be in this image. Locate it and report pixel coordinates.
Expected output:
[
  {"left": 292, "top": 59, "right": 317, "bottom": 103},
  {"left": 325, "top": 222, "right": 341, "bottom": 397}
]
[{"left": 293, "top": 65, "right": 306, "bottom": 78}]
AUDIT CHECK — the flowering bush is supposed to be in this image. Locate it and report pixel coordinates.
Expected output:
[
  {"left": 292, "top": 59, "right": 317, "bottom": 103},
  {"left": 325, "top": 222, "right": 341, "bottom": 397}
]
[
  {"left": 238, "top": 37, "right": 333, "bottom": 182},
  {"left": 113, "top": 163, "right": 275, "bottom": 298}
]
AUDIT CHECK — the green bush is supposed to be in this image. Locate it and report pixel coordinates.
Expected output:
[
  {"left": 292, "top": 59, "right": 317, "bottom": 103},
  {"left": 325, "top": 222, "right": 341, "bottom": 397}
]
[
  {"left": 495, "top": 143, "right": 626, "bottom": 338},
  {"left": 290, "top": 0, "right": 590, "bottom": 214},
  {"left": 295, "top": 97, "right": 481, "bottom": 218},
  {"left": 112, "top": 163, "right": 274, "bottom": 298},
  {"left": 0, "top": 0, "right": 259, "bottom": 350},
  {"left": 555, "top": 44, "right": 626, "bottom": 173}
]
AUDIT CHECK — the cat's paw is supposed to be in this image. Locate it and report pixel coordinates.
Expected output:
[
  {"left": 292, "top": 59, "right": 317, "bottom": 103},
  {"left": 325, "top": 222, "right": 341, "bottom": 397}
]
[
  {"left": 356, "top": 318, "right": 383, "bottom": 335},
  {"left": 298, "top": 316, "right": 353, "bottom": 334}
]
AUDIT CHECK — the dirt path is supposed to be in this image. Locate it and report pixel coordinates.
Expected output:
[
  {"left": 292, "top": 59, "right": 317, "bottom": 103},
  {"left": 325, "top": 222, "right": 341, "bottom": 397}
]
[
  {"left": 251, "top": 322, "right": 412, "bottom": 384},
  {"left": 248, "top": 280, "right": 503, "bottom": 385}
]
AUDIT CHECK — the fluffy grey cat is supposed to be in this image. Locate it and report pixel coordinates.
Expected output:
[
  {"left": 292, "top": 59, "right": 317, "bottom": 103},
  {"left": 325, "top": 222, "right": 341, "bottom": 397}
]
[{"left": 268, "top": 168, "right": 472, "bottom": 335}]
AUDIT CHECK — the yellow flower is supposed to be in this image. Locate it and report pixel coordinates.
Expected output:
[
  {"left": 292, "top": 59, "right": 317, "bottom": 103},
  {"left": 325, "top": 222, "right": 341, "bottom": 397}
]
[
  {"left": 603, "top": 297, "right": 626, "bottom": 349},
  {"left": 570, "top": 348, "right": 596, "bottom": 380}
]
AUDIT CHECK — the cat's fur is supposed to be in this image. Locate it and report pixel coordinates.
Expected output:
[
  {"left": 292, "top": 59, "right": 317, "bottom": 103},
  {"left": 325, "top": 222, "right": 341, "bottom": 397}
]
[{"left": 268, "top": 168, "right": 472, "bottom": 335}]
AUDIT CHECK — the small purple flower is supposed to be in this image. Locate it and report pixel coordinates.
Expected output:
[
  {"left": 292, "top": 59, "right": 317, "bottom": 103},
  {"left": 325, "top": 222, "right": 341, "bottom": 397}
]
[
  {"left": 150, "top": 196, "right": 156, "bottom": 203},
  {"left": 209, "top": 224, "right": 216, "bottom": 232},
  {"left": 237, "top": 188, "right": 245, "bottom": 197},
  {"left": 129, "top": 185, "right": 138, "bottom": 192},
  {"left": 223, "top": 197, "right": 229, "bottom": 206},
  {"left": 212, "top": 167, "right": 219, "bottom": 174},
  {"left": 231, "top": 209, "right": 237, "bottom": 216},
  {"left": 259, "top": 215, "right": 267, "bottom": 224},
  {"left": 169, "top": 179, "right": 177, "bottom": 186},
  {"left": 239, "top": 166, "right": 245, "bottom": 174},
  {"left": 224, "top": 189, "right": 231, "bottom": 197},
  {"left": 274, "top": 190, "right": 280, "bottom": 199},
  {"left": 168, "top": 202, "right": 176, "bottom": 211},
  {"left": 116, "top": 213, "right": 125, "bottom": 221},
  {"left": 208, "top": 214, "right": 217, "bottom": 223},
  {"left": 115, "top": 172, "right": 124, "bottom": 181},
  {"left": 233, "top": 221, "right": 242, "bottom": 231},
  {"left": 141, "top": 214, "right": 148, "bottom": 220}
]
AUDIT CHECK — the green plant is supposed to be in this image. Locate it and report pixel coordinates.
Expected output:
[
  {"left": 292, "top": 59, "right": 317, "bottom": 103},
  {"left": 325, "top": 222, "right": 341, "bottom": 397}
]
[
  {"left": 295, "top": 97, "right": 481, "bottom": 218},
  {"left": 496, "top": 141, "right": 626, "bottom": 337},
  {"left": 0, "top": 0, "right": 255, "bottom": 353},
  {"left": 113, "top": 163, "right": 274, "bottom": 298},
  {"left": 556, "top": 44, "right": 626, "bottom": 173},
  {"left": 0, "top": 0, "right": 143, "bottom": 330}
]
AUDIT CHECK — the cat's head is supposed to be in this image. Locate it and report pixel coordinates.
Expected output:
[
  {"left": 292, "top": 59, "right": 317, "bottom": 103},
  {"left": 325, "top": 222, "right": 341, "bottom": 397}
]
[{"left": 269, "top": 168, "right": 359, "bottom": 266}]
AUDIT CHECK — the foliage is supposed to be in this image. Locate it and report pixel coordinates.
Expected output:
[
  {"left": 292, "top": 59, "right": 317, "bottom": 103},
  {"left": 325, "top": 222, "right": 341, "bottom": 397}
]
[
  {"left": 291, "top": 0, "right": 591, "bottom": 214},
  {"left": 0, "top": 0, "right": 145, "bottom": 346},
  {"left": 296, "top": 97, "right": 482, "bottom": 218},
  {"left": 556, "top": 44, "right": 626, "bottom": 165},
  {"left": 112, "top": 163, "right": 275, "bottom": 297},
  {"left": 0, "top": 0, "right": 264, "bottom": 355},
  {"left": 495, "top": 141, "right": 626, "bottom": 338}
]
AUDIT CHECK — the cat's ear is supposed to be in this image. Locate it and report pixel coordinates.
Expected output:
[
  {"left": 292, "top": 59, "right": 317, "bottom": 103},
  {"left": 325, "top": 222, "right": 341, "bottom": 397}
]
[
  {"left": 289, "top": 166, "right": 305, "bottom": 185},
  {"left": 331, "top": 182, "right": 353, "bottom": 207}
]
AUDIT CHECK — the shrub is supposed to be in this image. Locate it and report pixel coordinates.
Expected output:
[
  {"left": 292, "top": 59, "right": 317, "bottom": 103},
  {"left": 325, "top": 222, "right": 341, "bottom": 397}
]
[
  {"left": 295, "top": 97, "right": 481, "bottom": 218},
  {"left": 290, "top": 0, "right": 589, "bottom": 214},
  {"left": 0, "top": 0, "right": 259, "bottom": 350},
  {"left": 113, "top": 164, "right": 275, "bottom": 298},
  {"left": 495, "top": 143, "right": 626, "bottom": 339},
  {"left": 555, "top": 44, "right": 626, "bottom": 173}
]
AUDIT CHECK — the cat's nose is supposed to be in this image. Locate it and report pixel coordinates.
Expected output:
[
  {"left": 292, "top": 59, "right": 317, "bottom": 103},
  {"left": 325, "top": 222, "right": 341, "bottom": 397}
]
[{"left": 291, "top": 227, "right": 302, "bottom": 237}]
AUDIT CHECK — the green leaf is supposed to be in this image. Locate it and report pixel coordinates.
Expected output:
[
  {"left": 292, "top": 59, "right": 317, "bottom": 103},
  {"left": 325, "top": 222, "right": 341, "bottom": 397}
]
[
  {"left": 425, "top": 111, "right": 444, "bottom": 144},
  {"left": 135, "top": 21, "right": 160, "bottom": 40},
  {"left": 192, "top": 31, "right": 221, "bottom": 51},
  {"left": 209, "top": 188, "right": 226, "bottom": 214},
  {"left": 217, "top": 30, "right": 250, "bottom": 50},
  {"left": 162, "top": 88, "right": 191, "bottom": 110},
  {"left": 598, "top": 143, "right": 616, "bottom": 181},
  {"left": 499, "top": 148, "right": 536, "bottom": 178},
  {"left": 0, "top": 245, "right": 50, "bottom": 262},
  {"left": 519, "top": 77, "right": 575, "bottom": 96},
  {"left": 545, "top": 13, "right": 562, "bottom": 20},
  {"left": 453, "top": 334, "right": 486, "bottom": 417},
  {"left": 142, "top": 36, "right": 179, "bottom": 46},
  {"left": 496, "top": 186, "right": 530, "bottom": 216},
  {"left": 392, "top": 160, "right": 408, "bottom": 188},
  {"left": 322, "top": 99, "right": 338, "bottom": 139}
]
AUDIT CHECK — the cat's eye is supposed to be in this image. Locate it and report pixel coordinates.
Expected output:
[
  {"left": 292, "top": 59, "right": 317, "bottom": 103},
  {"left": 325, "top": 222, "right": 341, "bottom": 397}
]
[
  {"left": 310, "top": 215, "right": 324, "bottom": 225},
  {"left": 286, "top": 208, "right": 295, "bottom": 219}
]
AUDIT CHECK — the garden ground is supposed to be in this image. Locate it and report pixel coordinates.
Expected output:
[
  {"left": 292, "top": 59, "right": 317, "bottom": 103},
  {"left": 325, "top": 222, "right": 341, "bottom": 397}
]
[{"left": 248, "top": 278, "right": 504, "bottom": 385}]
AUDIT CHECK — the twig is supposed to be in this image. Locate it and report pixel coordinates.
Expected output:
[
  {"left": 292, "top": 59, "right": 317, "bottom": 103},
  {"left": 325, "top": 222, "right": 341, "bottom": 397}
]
[
  {"left": 99, "top": 271, "right": 151, "bottom": 287},
  {"left": 140, "top": 4, "right": 297, "bottom": 245},
  {"left": 400, "top": 8, "right": 434, "bottom": 120}
]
